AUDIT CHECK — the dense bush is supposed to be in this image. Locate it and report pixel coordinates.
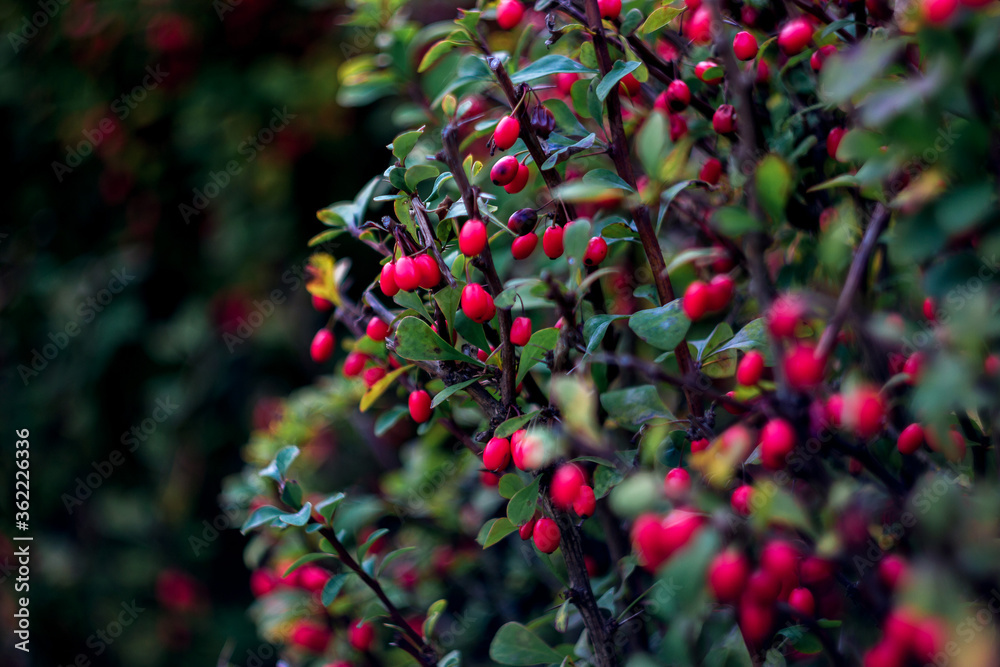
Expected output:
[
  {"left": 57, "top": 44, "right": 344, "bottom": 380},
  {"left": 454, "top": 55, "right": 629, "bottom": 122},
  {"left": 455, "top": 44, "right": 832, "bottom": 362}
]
[{"left": 233, "top": 0, "right": 1000, "bottom": 666}]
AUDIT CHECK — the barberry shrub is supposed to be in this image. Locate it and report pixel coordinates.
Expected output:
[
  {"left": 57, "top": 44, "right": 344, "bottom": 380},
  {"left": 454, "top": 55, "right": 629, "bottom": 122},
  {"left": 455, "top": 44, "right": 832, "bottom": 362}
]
[{"left": 232, "top": 1, "right": 1000, "bottom": 665}]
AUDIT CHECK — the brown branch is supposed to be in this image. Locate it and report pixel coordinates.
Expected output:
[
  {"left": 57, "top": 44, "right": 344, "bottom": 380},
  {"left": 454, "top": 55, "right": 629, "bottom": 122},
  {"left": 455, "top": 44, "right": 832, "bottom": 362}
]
[{"left": 411, "top": 197, "right": 457, "bottom": 288}]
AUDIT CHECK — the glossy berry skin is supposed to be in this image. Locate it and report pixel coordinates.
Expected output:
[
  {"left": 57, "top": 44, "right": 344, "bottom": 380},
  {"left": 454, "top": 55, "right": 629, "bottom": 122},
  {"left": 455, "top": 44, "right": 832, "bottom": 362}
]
[
  {"left": 312, "top": 294, "right": 333, "bottom": 311},
  {"left": 461, "top": 284, "right": 495, "bottom": 323},
  {"left": 415, "top": 255, "right": 440, "bottom": 289},
  {"left": 778, "top": 17, "right": 813, "bottom": 55},
  {"left": 507, "top": 208, "right": 538, "bottom": 235},
  {"left": 700, "top": 158, "right": 722, "bottom": 185},
  {"left": 483, "top": 436, "right": 511, "bottom": 471},
  {"left": 598, "top": 0, "right": 621, "bottom": 18},
  {"left": 551, "top": 463, "right": 585, "bottom": 509},
  {"left": 573, "top": 485, "right": 596, "bottom": 517},
  {"left": 811, "top": 44, "right": 837, "bottom": 71},
  {"left": 543, "top": 225, "right": 564, "bottom": 259},
  {"left": 760, "top": 418, "right": 796, "bottom": 470},
  {"left": 496, "top": 0, "right": 524, "bottom": 30},
  {"left": 511, "top": 317, "right": 532, "bottom": 346},
  {"left": 922, "top": 0, "right": 958, "bottom": 23},
  {"left": 827, "top": 127, "right": 847, "bottom": 160},
  {"left": 366, "top": 317, "right": 391, "bottom": 341},
  {"left": 380, "top": 262, "right": 399, "bottom": 296},
  {"left": 343, "top": 351, "right": 367, "bottom": 377},
  {"left": 394, "top": 256, "right": 421, "bottom": 292},
  {"left": 663, "top": 467, "right": 690, "bottom": 500},
  {"left": 518, "top": 517, "right": 536, "bottom": 540},
  {"left": 695, "top": 60, "right": 723, "bottom": 84},
  {"left": 533, "top": 517, "right": 560, "bottom": 553},
  {"left": 583, "top": 237, "right": 608, "bottom": 266},
  {"left": 490, "top": 155, "right": 520, "bottom": 185},
  {"left": 733, "top": 31, "right": 759, "bottom": 60},
  {"left": 682, "top": 280, "right": 710, "bottom": 320},
  {"left": 363, "top": 366, "right": 386, "bottom": 388},
  {"left": 713, "top": 104, "right": 737, "bottom": 135},
  {"left": 691, "top": 438, "right": 710, "bottom": 453},
  {"left": 784, "top": 344, "right": 826, "bottom": 390},
  {"left": 737, "top": 350, "right": 765, "bottom": 386},
  {"left": 788, "top": 588, "right": 815, "bottom": 616},
  {"left": 311, "top": 329, "right": 335, "bottom": 363},
  {"left": 511, "top": 233, "right": 538, "bottom": 260},
  {"left": 459, "top": 219, "right": 488, "bottom": 256},
  {"left": 665, "top": 79, "right": 690, "bottom": 111},
  {"left": 685, "top": 7, "right": 713, "bottom": 44},
  {"left": 504, "top": 162, "right": 530, "bottom": 193},
  {"left": 706, "top": 274, "right": 734, "bottom": 312},
  {"left": 731, "top": 484, "right": 754, "bottom": 515},
  {"left": 408, "top": 390, "right": 432, "bottom": 423},
  {"left": 494, "top": 115, "right": 520, "bottom": 150},
  {"left": 348, "top": 621, "right": 375, "bottom": 651},
  {"left": 708, "top": 550, "right": 750, "bottom": 603}
]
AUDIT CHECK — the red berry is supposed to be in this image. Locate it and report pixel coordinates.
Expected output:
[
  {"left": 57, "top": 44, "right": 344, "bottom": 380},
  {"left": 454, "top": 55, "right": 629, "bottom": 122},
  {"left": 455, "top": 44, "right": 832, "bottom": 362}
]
[
  {"left": 713, "top": 104, "right": 737, "bottom": 135},
  {"left": 297, "top": 564, "right": 329, "bottom": 592},
  {"left": 985, "top": 354, "right": 1000, "bottom": 376},
  {"left": 533, "top": 517, "right": 560, "bottom": 553},
  {"left": 923, "top": 296, "right": 936, "bottom": 321},
  {"left": 408, "top": 389, "right": 432, "bottom": 423},
  {"left": 811, "top": 44, "right": 837, "bottom": 71},
  {"left": 800, "top": 556, "right": 835, "bottom": 587},
  {"left": 663, "top": 467, "right": 690, "bottom": 500},
  {"left": 879, "top": 554, "right": 909, "bottom": 590},
  {"left": 767, "top": 295, "right": 805, "bottom": 338},
  {"left": 543, "top": 225, "right": 565, "bottom": 259},
  {"left": 746, "top": 568, "right": 781, "bottom": 604},
  {"left": 494, "top": 115, "right": 520, "bottom": 151},
  {"left": 311, "top": 329, "right": 335, "bottom": 363},
  {"left": 659, "top": 509, "right": 705, "bottom": 559},
  {"left": 618, "top": 73, "right": 641, "bottom": 98},
  {"left": 706, "top": 274, "right": 734, "bottom": 312},
  {"left": 490, "top": 155, "right": 520, "bottom": 185},
  {"left": 483, "top": 436, "right": 511, "bottom": 471},
  {"left": 827, "top": 127, "right": 847, "bottom": 160},
  {"left": 555, "top": 72, "right": 579, "bottom": 95},
  {"left": 699, "top": 158, "right": 722, "bottom": 185},
  {"left": 708, "top": 549, "right": 750, "bottom": 603},
  {"left": 778, "top": 17, "right": 813, "bottom": 55},
  {"left": 903, "top": 352, "right": 924, "bottom": 382},
  {"left": 736, "top": 350, "right": 765, "bottom": 386},
  {"left": 788, "top": 587, "right": 815, "bottom": 616},
  {"left": 573, "top": 485, "right": 596, "bottom": 517},
  {"left": 668, "top": 113, "right": 689, "bottom": 141},
  {"left": 922, "top": 0, "right": 958, "bottom": 23},
  {"left": 511, "top": 316, "right": 532, "bottom": 346},
  {"left": 380, "top": 262, "right": 399, "bottom": 296},
  {"left": 912, "top": 618, "right": 948, "bottom": 662},
  {"left": 511, "top": 233, "right": 538, "bottom": 260},
  {"left": 348, "top": 621, "right": 375, "bottom": 651},
  {"left": 461, "top": 284, "right": 495, "bottom": 323},
  {"left": 290, "top": 621, "right": 332, "bottom": 653},
  {"left": 504, "top": 162, "right": 530, "bottom": 193},
  {"left": 731, "top": 484, "right": 754, "bottom": 515},
  {"left": 695, "top": 61, "right": 722, "bottom": 84},
  {"left": 343, "top": 351, "right": 367, "bottom": 377},
  {"left": 597, "top": 0, "right": 621, "bottom": 18},
  {"left": 826, "top": 393, "right": 844, "bottom": 426},
  {"left": 414, "top": 255, "right": 441, "bottom": 289},
  {"left": 733, "top": 31, "right": 759, "bottom": 60},
  {"left": 364, "top": 366, "right": 386, "bottom": 388},
  {"left": 366, "top": 317, "right": 391, "bottom": 341},
  {"left": 250, "top": 569, "right": 279, "bottom": 597},
  {"left": 459, "top": 219, "right": 488, "bottom": 256},
  {"left": 551, "top": 463, "right": 585, "bottom": 509},
  {"left": 665, "top": 79, "right": 691, "bottom": 111},
  {"left": 511, "top": 429, "right": 542, "bottom": 470},
  {"left": 507, "top": 208, "right": 538, "bottom": 235},
  {"left": 863, "top": 640, "right": 906, "bottom": 667},
  {"left": 754, "top": 58, "right": 771, "bottom": 83},
  {"left": 685, "top": 6, "right": 713, "bottom": 44},
  {"left": 496, "top": 0, "right": 525, "bottom": 29},
  {"left": 394, "top": 256, "right": 421, "bottom": 292},
  {"left": 312, "top": 294, "right": 333, "bottom": 311},
  {"left": 691, "top": 438, "right": 710, "bottom": 453},
  {"left": 519, "top": 517, "right": 536, "bottom": 540},
  {"left": 784, "top": 344, "right": 826, "bottom": 390},
  {"left": 845, "top": 386, "right": 885, "bottom": 439},
  {"left": 682, "top": 280, "right": 710, "bottom": 320},
  {"left": 761, "top": 540, "right": 801, "bottom": 595},
  {"left": 739, "top": 599, "right": 774, "bottom": 645},
  {"left": 481, "top": 471, "right": 500, "bottom": 486},
  {"left": 583, "top": 237, "right": 608, "bottom": 266},
  {"left": 760, "top": 418, "right": 796, "bottom": 470}
]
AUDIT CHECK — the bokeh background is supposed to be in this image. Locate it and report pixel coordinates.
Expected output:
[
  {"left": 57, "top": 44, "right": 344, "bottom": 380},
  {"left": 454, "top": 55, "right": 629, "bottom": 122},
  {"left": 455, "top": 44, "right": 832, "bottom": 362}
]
[{"left": 0, "top": 0, "right": 452, "bottom": 664}]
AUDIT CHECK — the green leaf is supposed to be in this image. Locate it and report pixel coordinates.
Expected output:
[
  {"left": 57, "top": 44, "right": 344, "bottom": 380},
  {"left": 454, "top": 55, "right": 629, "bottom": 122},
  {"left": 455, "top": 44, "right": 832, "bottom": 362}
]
[
  {"left": 391, "top": 127, "right": 425, "bottom": 162},
  {"left": 708, "top": 318, "right": 772, "bottom": 364},
  {"left": 509, "top": 55, "right": 596, "bottom": 84},
  {"left": 454, "top": 311, "right": 492, "bottom": 353},
  {"left": 596, "top": 60, "right": 641, "bottom": 101},
  {"left": 587, "top": 78, "right": 605, "bottom": 124},
  {"left": 756, "top": 155, "right": 793, "bottom": 222},
  {"left": 477, "top": 517, "right": 519, "bottom": 548},
  {"left": 308, "top": 229, "right": 345, "bottom": 247},
  {"left": 489, "top": 622, "right": 564, "bottom": 665},
  {"left": 284, "top": 552, "right": 336, "bottom": 577},
  {"left": 405, "top": 164, "right": 440, "bottom": 191},
  {"left": 819, "top": 37, "right": 903, "bottom": 105},
  {"left": 431, "top": 378, "right": 480, "bottom": 408},
  {"left": 564, "top": 218, "right": 592, "bottom": 264},
  {"left": 321, "top": 573, "right": 349, "bottom": 606},
  {"left": 358, "top": 528, "right": 390, "bottom": 560},
  {"left": 751, "top": 485, "right": 814, "bottom": 535},
  {"left": 657, "top": 180, "right": 699, "bottom": 233},
  {"left": 316, "top": 493, "right": 346, "bottom": 523},
  {"left": 498, "top": 474, "right": 526, "bottom": 499},
  {"left": 507, "top": 475, "right": 540, "bottom": 526},
  {"left": 419, "top": 40, "right": 457, "bottom": 73},
  {"left": 711, "top": 206, "right": 761, "bottom": 236},
  {"left": 279, "top": 502, "right": 313, "bottom": 527},
  {"left": 495, "top": 410, "right": 540, "bottom": 438},
  {"left": 438, "top": 650, "right": 462, "bottom": 667},
  {"left": 394, "top": 290, "right": 431, "bottom": 320},
  {"left": 375, "top": 406, "right": 408, "bottom": 436},
  {"left": 516, "top": 328, "right": 560, "bottom": 384},
  {"left": 640, "top": 6, "right": 683, "bottom": 34},
  {"left": 637, "top": 112, "right": 668, "bottom": 179},
  {"left": 360, "top": 364, "right": 414, "bottom": 412},
  {"left": 583, "top": 314, "right": 628, "bottom": 354},
  {"left": 260, "top": 445, "right": 300, "bottom": 482},
  {"left": 628, "top": 299, "right": 691, "bottom": 350},
  {"left": 583, "top": 168, "right": 634, "bottom": 192},
  {"left": 620, "top": 8, "right": 643, "bottom": 35},
  {"left": 424, "top": 599, "right": 448, "bottom": 638},
  {"left": 394, "top": 316, "right": 482, "bottom": 364},
  {"left": 241, "top": 505, "right": 283, "bottom": 534},
  {"left": 543, "top": 98, "right": 589, "bottom": 138},
  {"left": 601, "top": 385, "right": 674, "bottom": 429},
  {"left": 377, "top": 546, "right": 416, "bottom": 576},
  {"left": 593, "top": 464, "right": 624, "bottom": 498}
]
